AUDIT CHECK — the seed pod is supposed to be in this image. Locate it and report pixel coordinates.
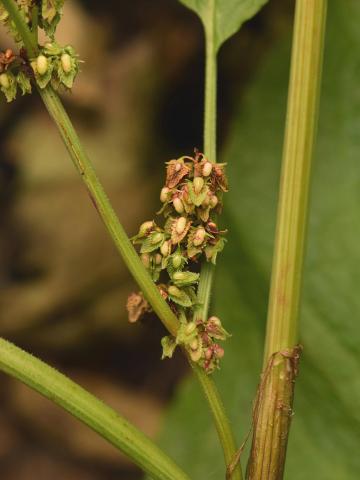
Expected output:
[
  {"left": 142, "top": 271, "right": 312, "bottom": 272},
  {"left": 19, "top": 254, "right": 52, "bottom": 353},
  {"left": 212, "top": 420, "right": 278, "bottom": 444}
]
[
  {"left": 210, "top": 195, "right": 218, "bottom": 208},
  {"left": 0, "top": 73, "right": 10, "bottom": 89},
  {"left": 36, "top": 55, "right": 48, "bottom": 75},
  {"left": 160, "top": 241, "right": 170, "bottom": 257},
  {"left": 202, "top": 161, "right": 213, "bottom": 177},
  {"left": 155, "top": 253, "right": 162, "bottom": 265},
  {"left": 168, "top": 285, "right": 182, "bottom": 297},
  {"left": 141, "top": 253, "right": 150, "bottom": 268},
  {"left": 193, "top": 227, "right": 206, "bottom": 246},
  {"left": 139, "top": 220, "right": 153, "bottom": 236},
  {"left": 185, "top": 322, "right": 196, "bottom": 335},
  {"left": 193, "top": 177, "right": 204, "bottom": 194},
  {"left": 190, "top": 349, "right": 202, "bottom": 362},
  {"left": 160, "top": 186, "right": 170, "bottom": 203},
  {"left": 175, "top": 216, "right": 187, "bottom": 235},
  {"left": 61, "top": 53, "right": 72, "bottom": 73},
  {"left": 214, "top": 345, "right": 225, "bottom": 358},
  {"left": 172, "top": 253, "right": 182, "bottom": 269},
  {"left": 173, "top": 197, "right": 184, "bottom": 214},
  {"left": 151, "top": 232, "right": 164, "bottom": 244}
]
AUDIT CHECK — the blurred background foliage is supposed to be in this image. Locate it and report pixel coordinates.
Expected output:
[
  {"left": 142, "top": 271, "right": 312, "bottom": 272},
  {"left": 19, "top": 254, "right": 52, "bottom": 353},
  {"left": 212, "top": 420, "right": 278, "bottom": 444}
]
[{"left": 0, "top": 0, "right": 359, "bottom": 479}]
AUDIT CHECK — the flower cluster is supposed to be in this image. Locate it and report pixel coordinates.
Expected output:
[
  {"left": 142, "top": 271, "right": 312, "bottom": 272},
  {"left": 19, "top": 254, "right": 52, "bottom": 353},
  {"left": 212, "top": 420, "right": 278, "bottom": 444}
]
[
  {"left": 0, "top": 1, "right": 80, "bottom": 102},
  {"left": 129, "top": 151, "right": 230, "bottom": 373}
]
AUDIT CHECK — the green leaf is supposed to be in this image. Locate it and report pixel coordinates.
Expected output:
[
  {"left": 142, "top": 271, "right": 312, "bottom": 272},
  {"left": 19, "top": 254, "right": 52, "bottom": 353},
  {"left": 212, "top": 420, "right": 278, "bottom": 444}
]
[
  {"left": 179, "top": 0, "right": 269, "bottom": 50},
  {"left": 157, "top": 1, "right": 360, "bottom": 478}
]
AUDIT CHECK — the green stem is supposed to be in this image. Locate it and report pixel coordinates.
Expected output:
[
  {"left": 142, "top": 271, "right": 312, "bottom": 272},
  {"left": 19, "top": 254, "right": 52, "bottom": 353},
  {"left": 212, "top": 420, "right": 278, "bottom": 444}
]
[
  {"left": 195, "top": 13, "right": 243, "bottom": 480},
  {"left": 263, "top": 0, "right": 327, "bottom": 364},
  {"left": 0, "top": 337, "right": 190, "bottom": 480},
  {"left": 37, "top": 87, "right": 179, "bottom": 337},
  {"left": 246, "top": 1, "right": 327, "bottom": 478},
  {"left": 2, "top": 1, "right": 241, "bottom": 476}
]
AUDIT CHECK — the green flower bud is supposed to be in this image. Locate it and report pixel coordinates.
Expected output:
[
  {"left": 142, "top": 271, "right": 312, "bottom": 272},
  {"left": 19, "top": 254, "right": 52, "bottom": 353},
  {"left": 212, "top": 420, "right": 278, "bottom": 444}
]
[
  {"left": 172, "top": 253, "right": 182, "bottom": 269},
  {"left": 175, "top": 216, "right": 187, "bottom": 235},
  {"left": 193, "top": 177, "right": 204, "bottom": 194},
  {"left": 185, "top": 322, "right": 196, "bottom": 335},
  {"left": 138, "top": 221, "right": 153, "bottom": 236},
  {"left": 202, "top": 161, "right": 213, "bottom": 177},
  {"left": 173, "top": 197, "right": 184, "bottom": 214},
  {"left": 61, "top": 53, "right": 72, "bottom": 73},
  {"left": 36, "top": 55, "right": 48, "bottom": 76},
  {"left": 172, "top": 271, "right": 187, "bottom": 281},
  {"left": 151, "top": 232, "right": 164, "bottom": 244},
  {"left": 0, "top": 73, "right": 10, "bottom": 89},
  {"left": 141, "top": 253, "right": 150, "bottom": 268},
  {"left": 168, "top": 285, "right": 182, "bottom": 297},
  {"left": 193, "top": 227, "right": 206, "bottom": 246},
  {"left": 160, "top": 240, "right": 170, "bottom": 257},
  {"left": 160, "top": 186, "right": 170, "bottom": 203}
]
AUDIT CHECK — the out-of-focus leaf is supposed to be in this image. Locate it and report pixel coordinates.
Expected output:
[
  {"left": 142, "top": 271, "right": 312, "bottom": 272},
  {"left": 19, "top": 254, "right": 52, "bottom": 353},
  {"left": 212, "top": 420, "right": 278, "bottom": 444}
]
[
  {"left": 156, "top": 1, "right": 360, "bottom": 478},
  {"left": 179, "top": 0, "right": 269, "bottom": 50}
]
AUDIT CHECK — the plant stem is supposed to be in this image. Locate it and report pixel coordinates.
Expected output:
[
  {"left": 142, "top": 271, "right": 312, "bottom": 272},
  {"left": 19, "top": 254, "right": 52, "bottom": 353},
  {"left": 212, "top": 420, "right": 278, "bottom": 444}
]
[
  {"left": 0, "top": 337, "right": 190, "bottom": 480},
  {"left": 195, "top": 14, "right": 243, "bottom": 480},
  {"left": 3, "top": 1, "right": 241, "bottom": 475},
  {"left": 246, "top": 1, "right": 327, "bottom": 478},
  {"left": 37, "top": 87, "right": 179, "bottom": 337}
]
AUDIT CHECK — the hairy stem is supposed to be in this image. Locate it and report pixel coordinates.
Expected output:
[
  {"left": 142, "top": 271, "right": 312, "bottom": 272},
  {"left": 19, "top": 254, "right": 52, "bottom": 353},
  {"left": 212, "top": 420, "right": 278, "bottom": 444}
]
[
  {"left": 0, "top": 338, "right": 190, "bottom": 480},
  {"left": 2, "top": 0, "right": 241, "bottom": 474},
  {"left": 246, "top": 1, "right": 328, "bottom": 478}
]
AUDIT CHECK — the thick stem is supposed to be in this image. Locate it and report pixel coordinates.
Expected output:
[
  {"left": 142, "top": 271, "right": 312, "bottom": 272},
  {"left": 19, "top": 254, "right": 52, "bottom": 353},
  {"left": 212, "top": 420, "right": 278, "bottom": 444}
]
[
  {"left": 246, "top": 1, "right": 327, "bottom": 478},
  {"left": 0, "top": 337, "right": 190, "bottom": 480}
]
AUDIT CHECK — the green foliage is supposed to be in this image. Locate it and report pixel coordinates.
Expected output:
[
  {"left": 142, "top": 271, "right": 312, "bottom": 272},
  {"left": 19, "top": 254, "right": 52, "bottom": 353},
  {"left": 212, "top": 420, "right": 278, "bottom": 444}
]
[
  {"left": 157, "top": 1, "right": 360, "bottom": 478},
  {"left": 179, "top": 0, "right": 269, "bottom": 50}
]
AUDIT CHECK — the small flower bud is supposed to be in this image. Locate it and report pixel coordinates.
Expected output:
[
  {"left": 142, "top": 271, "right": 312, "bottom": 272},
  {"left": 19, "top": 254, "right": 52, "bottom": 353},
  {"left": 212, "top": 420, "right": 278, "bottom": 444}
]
[
  {"left": 151, "top": 232, "right": 164, "bottom": 244},
  {"left": 209, "top": 195, "right": 218, "bottom": 208},
  {"left": 139, "top": 221, "right": 153, "bottom": 236},
  {"left": 36, "top": 55, "right": 48, "bottom": 76},
  {"left": 160, "top": 187, "right": 170, "bottom": 203},
  {"left": 175, "top": 217, "right": 187, "bottom": 235},
  {"left": 193, "top": 227, "right": 206, "bottom": 246},
  {"left": 155, "top": 253, "right": 162, "bottom": 265},
  {"left": 160, "top": 241, "right": 170, "bottom": 257},
  {"left": 0, "top": 73, "right": 10, "bottom": 89},
  {"left": 190, "top": 349, "right": 202, "bottom": 362},
  {"left": 202, "top": 161, "right": 213, "bottom": 177},
  {"left": 190, "top": 339, "right": 199, "bottom": 350},
  {"left": 175, "top": 162, "right": 182, "bottom": 172},
  {"left": 61, "top": 53, "right": 72, "bottom": 73},
  {"left": 172, "top": 271, "right": 186, "bottom": 281},
  {"left": 193, "top": 177, "right": 204, "bottom": 194},
  {"left": 173, "top": 197, "right": 184, "bottom": 214},
  {"left": 214, "top": 345, "right": 225, "bottom": 358},
  {"left": 185, "top": 322, "right": 196, "bottom": 335},
  {"left": 141, "top": 253, "right": 150, "bottom": 268},
  {"left": 201, "top": 194, "right": 210, "bottom": 207},
  {"left": 209, "top": 316, "right": 221, "bottom": 326},
  {"left": 205, "top": 348, "right": 213, "bottom": 360},
  {"left": 172, "top": 253, "right": 182, "bottom": 269},
  {"left": 168, "top": 285, "right": 182, "bottom": 297}
]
